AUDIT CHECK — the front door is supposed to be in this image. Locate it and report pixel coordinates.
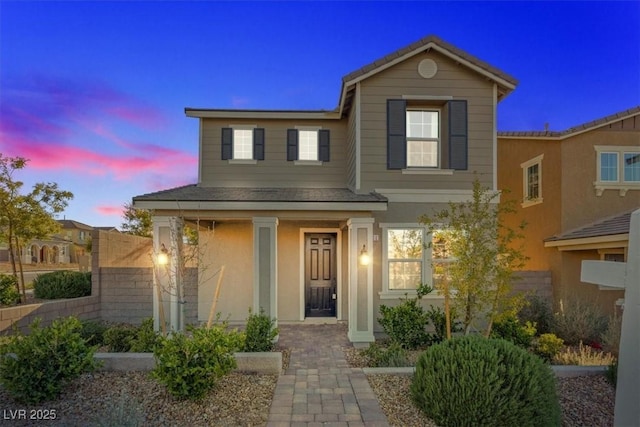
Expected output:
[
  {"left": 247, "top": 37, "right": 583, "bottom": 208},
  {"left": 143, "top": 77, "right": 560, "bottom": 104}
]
[{"left": 305, "top": 233, "right": 337, "bottom": 317}]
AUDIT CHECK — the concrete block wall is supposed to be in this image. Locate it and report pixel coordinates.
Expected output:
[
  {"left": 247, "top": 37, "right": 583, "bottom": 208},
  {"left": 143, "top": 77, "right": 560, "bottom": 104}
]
[
  {"left": 0, "top": 296, "right": 100, "bottom": 333},
  {"left": 99, "top": 267, "right": 154, "bottom": 324},
  {"left": 513, "top": 270, "right": 553, "bottom": 303}
]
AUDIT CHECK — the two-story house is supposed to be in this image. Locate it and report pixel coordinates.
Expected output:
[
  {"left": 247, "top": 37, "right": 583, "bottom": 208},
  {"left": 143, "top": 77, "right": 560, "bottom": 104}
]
[
  {"left": 133, "top": 35, "right": 518, "bottom": 342},
  {"left": 498, "top": 107, "right": 640, "bottom": 316}
]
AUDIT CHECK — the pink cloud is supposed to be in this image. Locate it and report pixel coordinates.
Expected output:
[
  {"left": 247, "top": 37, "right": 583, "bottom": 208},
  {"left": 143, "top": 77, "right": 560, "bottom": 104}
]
[{"left": 95, "top": 205, "right": 124, "bottom": 217}]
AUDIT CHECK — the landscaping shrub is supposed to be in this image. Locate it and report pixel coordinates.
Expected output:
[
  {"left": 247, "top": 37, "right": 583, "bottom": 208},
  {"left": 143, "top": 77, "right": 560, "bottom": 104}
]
[
  {"left": 424, "top": 305, "right": 462, "bottom": 344},
  {"left": 243, "top": 307, "right": 278, "bottom": 352},
  {"left": 0, "top": 317, "right": 100, "bottom": 404},
  {"left": 553, "top": 341, "right": 616, "bottom": 366},
  {"left": 0, "top": 274, "right": 20, "bottom": 306},
  {"left": 33, "top": 270, "right": 91, "bottom": 299},
  {"left": 411, "top": 335, "right": 561, "bottom": 427},
  {"left": 129, "top": 318, "right": 161, "bottom": 352},
  {"left": 152, "top": 323, "right": 244, "bottom": 400},
  {"left": 490, "top": 313, "right": 536, "bottom": 348},
  {"left": 601, "top": 314, "right": 622, "bottom": 357},
  {"left": 534, "top": 333, "right": 564, "bottom": 361},
  {"left": 104, "top": 324, "right": 137, "bottom": 352},
  {"left": 361, "top": 342, "right": 410, "bottom": 367},
  {"left": 79, "top": 319, "right": 109, "bottom": 347},
  {"left": 378, "top": 285, "right": 433, "bottom": 349},
  {"left": 552, "top": 298, "right": 608, "bottom": 345},
  {"left": 517, "top": 294, "right": 553, "bottom": 334},
  {"left": 606, "top": 360, "right": 617, "bottom": 388}
]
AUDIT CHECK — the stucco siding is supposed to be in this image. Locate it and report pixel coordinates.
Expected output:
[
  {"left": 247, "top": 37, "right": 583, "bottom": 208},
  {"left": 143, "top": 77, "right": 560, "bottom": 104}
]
[
  {"left": 200, "top": 119, "right": 348, "bottom": 188},
  {"left": 357, "top": 50, "right": 496, "bottom": 192}
]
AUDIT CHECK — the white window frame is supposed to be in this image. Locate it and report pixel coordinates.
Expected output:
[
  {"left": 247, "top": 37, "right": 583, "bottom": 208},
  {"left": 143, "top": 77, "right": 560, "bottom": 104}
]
[
  {"left": 294, "top": 126, "right": 322, "bottom": 165},
  {"left": 228, "top": 125, "right": 257, "bottom": 164},
  {"left": 520, "top": 154, "right": 543, "bottom": 208},
  {"left": 594, "top": 146, "right": 640, "bottom": 196},
  {"left": 406, "top": 108, "right": 441, "bottom": 168},
  {"left": 379, "top": 223, "right": 450, "bottom": 300}
]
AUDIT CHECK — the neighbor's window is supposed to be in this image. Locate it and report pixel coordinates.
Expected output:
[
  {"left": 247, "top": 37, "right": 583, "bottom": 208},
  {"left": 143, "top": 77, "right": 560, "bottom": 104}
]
[
  {"left": 594, "top": 146, "right": 640, "bottom": 196},
  {"left": 520, "top": 154, "right": 543, "bottom": 207},
  {"left": 623, "top": 152, "right": 640, "bottom": 182},
  {"left": 233, "top": 129, "right": 253, "bottom": 160},
  {"left": 600, "top": 152, "right": 618, "bottom": 182},
  {"left": 386, "top": 228, "right": 424, "bottom": 290},
  {"left": 406, "top": 110, "right": 439, "bottom": 167}
]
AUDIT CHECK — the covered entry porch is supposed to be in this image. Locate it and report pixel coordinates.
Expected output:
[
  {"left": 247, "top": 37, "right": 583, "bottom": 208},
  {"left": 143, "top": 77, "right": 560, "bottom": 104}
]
[{"left": 133, "top": 186, "right": 387, "bottom": 343}]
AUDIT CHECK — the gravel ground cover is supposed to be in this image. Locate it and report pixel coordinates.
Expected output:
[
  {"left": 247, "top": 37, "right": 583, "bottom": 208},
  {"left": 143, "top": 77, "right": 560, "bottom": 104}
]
[
  {"left": 345, "top": 347, "right": 616, "bottom": 427},
  {"left": 0, "top": 371, "right": 277, "bottom": 426}
]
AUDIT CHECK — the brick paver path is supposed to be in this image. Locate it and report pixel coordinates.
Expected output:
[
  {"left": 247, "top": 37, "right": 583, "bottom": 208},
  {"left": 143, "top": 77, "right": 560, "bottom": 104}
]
[{"left": 267, "top": 323, "right": 390, "bottom": 426}]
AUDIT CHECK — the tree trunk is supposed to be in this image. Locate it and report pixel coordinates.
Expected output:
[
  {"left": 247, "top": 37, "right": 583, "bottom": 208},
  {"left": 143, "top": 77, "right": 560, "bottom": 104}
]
[{"left": 15, "top": 238, "right": 27, "bottom": 303}]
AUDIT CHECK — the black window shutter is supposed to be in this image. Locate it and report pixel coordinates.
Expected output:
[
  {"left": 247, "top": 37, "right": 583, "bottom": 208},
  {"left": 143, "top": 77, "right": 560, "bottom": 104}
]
[
  {"left": 253, "top": 128, "right": 265, "bottom": 160},
  {"left": 387, "top": 99, "right": 407, "bottom": 169},
  {"left": 448, "top": 100, "right": 468, "bottom": 170},
  {"left": 287, "top": 129, "right": 298, "bottom": 161},
  {"left": 221, "top": 128, "right": 233, "bottom": 160},
  {"left": 318, "top": 129, "right": 330, "bottom": 162}
]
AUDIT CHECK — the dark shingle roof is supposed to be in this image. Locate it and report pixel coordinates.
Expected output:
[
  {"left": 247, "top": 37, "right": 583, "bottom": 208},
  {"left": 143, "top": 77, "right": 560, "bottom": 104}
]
[
  {"left": 57, "top": 219, "right": 93, "bottom": 230},
  {"left": 545, "top": 209, "right": 638, "bottom": 242},
  {"left": 499, "top": 106, "right": 640, "bottom": 138},
  {"left": 133, "top": 185, "right": 387, "bottom": 204}
]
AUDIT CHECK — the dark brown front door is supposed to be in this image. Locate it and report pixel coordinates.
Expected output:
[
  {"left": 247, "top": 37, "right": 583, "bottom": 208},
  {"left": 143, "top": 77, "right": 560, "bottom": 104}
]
[{"left": 305, "top": 233, "right": 337, "bottom": 317}]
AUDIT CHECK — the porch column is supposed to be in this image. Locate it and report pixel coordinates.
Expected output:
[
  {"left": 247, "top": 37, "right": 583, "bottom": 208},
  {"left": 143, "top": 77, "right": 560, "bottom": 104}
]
[
  {"left": 153, "top": 216, "right": 185, "bottom": 333},
  {"left": 252, "top": 217, "right": 278, "bottom": 320},
  {"left": 347, "top": 218, "right": 375, "bottom": 343}
]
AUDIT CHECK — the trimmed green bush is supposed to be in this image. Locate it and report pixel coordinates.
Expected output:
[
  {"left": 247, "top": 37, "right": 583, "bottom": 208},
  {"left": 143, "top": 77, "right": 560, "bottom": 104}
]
[
  {"left": 361, "top": 342, "right": 410, "bottom": 367},
  {"left": 243, "top": 308, "right": 278, "bottom": 352},
  {"left": 535, "top": 333, "right": 564, "bottom": 361},
  {"left": 152, "top": 323, "right": 244, "bottom": 400},
  {"left": 0, "top": 274, "right": 20, "bottom": 306},
  {"left": 490, "top": 314, "right": 536, "bottom": 348},
  {"left": 104, "top": 324, "right": 137, "bottom": 352},
  {"left": 79, "top": 319, "right": 109, "bottom": 347},
  {"left": 33, "top": 270, "right": 91, "bottom": 299},
  {"left": 411, "top": 335, "right": 561, "bottom": 427},
  {"left": 129, "top": 318, "right": 161, "bottom": 352},
  {"left": 0, "top": 317, "right": 101, "bottom": 404}
]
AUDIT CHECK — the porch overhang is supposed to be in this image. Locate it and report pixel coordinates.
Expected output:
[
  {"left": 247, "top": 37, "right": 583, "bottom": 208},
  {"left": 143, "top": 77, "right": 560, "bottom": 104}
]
[{"left": 544, "top": 233, "right": 629, "bottom": 251}]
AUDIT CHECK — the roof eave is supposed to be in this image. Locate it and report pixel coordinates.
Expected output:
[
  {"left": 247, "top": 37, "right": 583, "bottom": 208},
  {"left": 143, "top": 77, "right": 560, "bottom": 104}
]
[
  {"left": 185, "top": 108, "right": 341, "bottom": 120},
  {"left": 133, "top": 200, "right": 387, "bottom": 212}
]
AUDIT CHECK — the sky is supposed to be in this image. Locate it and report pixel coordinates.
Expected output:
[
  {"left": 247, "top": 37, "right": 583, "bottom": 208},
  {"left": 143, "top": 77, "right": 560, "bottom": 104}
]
[{"left": 1, "top": 1, "right": 639, "bottom": 228}]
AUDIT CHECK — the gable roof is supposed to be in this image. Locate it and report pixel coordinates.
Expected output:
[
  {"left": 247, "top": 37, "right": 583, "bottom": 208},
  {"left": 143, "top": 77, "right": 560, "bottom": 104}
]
[
  {"left": 186, "top": 34, "right": 518, "bottom": 119},
  {"left": 499, "top": 105, "right": 640, "bottom": 140},
  {"left": 57, "top": 219, "right": 93, "bottom": 230},
  {"left": 545, "top": 209, "right": 637, "bottom": 243},
  {"left": 339, "top": 34, "right": 518, "bottom": 114}
]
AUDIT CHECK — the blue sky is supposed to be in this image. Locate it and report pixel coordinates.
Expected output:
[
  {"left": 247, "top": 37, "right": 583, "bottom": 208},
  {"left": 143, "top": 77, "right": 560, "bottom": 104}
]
[{"left": 1, "top": 1, "right": 639, "bottom": 227}]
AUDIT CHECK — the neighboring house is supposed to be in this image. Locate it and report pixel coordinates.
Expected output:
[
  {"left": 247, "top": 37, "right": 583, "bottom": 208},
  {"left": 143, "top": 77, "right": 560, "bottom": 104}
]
[
  {"left": 498, "top": 106, "right": 640, "bottom": 316},
  {"left": 133, "top": 35, "right": 519, "bottom": 342},
  {"left": 56, "top": 219, "right": 93, "bottom": 263}
]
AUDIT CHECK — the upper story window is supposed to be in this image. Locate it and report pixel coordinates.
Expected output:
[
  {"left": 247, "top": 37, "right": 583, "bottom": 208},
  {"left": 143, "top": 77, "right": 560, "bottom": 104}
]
[
  {"left": 594, "top": 146, "right": 640, "bottom": 196},
  {"left": 406, "top": 110, "right": 440, "bottom": 167},
  {"left": 387, "top": 99, "right": 468, "bottom": 172},
  {"left": 221, "top": 126, "right": 265, "bottom": 162},
  {"left": 79, "top": 231, "right": 86, "bottom": 241},
  {"left": 287, "top": 128, "right": 330, "bottom": 163},
  {"left": 520, "top": 154, "right": 543, "bottom": 207}
]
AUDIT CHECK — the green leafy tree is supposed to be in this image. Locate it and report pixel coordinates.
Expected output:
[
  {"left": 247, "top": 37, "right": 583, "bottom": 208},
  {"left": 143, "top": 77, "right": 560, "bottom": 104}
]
[
  {"left": 0, "top": 155, "right": 73, "bottom": 301},
  {"left": 419, "top": 179, "right": 527, "bottom": 336},
  {"left": 121, "top": 202, "right": 152, "bottom": 237}
]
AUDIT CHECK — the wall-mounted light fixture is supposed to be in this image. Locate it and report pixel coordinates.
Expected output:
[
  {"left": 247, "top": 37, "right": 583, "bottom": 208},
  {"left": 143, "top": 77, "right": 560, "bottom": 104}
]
[
  {"left": 359, "top": 244, "right": 371, "bottom": 266},
  {"left": 157, "top": 243, "right": 169, "bottom": 266}
]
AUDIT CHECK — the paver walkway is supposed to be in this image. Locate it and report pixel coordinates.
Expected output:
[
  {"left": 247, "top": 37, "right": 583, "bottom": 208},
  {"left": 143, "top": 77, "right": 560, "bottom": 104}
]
[{"left": 267, "top": 323, "right": 390, "bottom": 426}]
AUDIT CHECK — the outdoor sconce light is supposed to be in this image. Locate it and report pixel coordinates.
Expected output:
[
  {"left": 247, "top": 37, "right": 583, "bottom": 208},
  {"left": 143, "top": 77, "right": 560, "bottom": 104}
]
[
  {"left": 157, "top": 243, "right": 169, "bottom": 266},
  {"left": 359, "top": 244, "right": 371, "bottom": 266}
]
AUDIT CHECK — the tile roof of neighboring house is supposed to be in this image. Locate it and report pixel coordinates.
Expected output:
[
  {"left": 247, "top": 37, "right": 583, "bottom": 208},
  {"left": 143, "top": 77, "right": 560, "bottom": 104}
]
[
  {"left": 499, "top": 105, "right": 640, "bottom": 138},
  {"left": 133, "top": 185, "right": 388, "bottom": 203},
  {"left": 57, "top": 219, "right": 94, "bottom": 230},
  {"left": 545, "top": 209, "right": 639, "bottom": 242}
]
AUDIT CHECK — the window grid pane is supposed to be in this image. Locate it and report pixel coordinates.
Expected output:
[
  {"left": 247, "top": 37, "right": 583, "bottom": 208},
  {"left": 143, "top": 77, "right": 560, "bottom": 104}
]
[
  {"left": 600, "top": 152, "right": 618, "bottom": 182},
  {"left": 623, "top": 153, "right": 640, "bottom": 182},
  {"left": 389, "top": 261, "right": 422, "bottom": 290},
  {"left": 407, "top": 111, "right": 438, "bottom": 138},
  {"left": 526, "top": 163, "right": 539, "bottom": 199},
  {"left": 233, "top": 129, "right": 253, "bottom": 159},
  {"left": 299, "top": 130, "right": 318, "bottom": 160},
  {"left": 386, "top": 228, "right": 424, "bottom": 290},
  {"left": 407, "top": 140, "right": 438, "bottom": 167}
]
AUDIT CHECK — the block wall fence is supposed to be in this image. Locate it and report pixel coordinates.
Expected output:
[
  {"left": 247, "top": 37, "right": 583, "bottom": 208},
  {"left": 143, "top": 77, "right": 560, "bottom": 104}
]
[{"left": 1, "top": 228, "right": 550, "bottom": 332}]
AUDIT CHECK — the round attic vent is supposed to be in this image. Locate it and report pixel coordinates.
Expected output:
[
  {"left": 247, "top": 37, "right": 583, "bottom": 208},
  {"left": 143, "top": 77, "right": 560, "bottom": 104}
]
[{"left": 418, "top": 58, "right": 438, "bottom": 79}]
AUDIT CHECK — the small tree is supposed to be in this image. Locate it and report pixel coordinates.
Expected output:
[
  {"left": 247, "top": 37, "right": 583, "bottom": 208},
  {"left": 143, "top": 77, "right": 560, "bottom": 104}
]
[
  {"left": 0, "top": 155, "right": 73, "bottom": 301},
  {"left": 419, "top": 179, "right": 527, "bottom": 336},
  {"left": 121, "top": 202, "right": 152, "bottom": 237}
]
